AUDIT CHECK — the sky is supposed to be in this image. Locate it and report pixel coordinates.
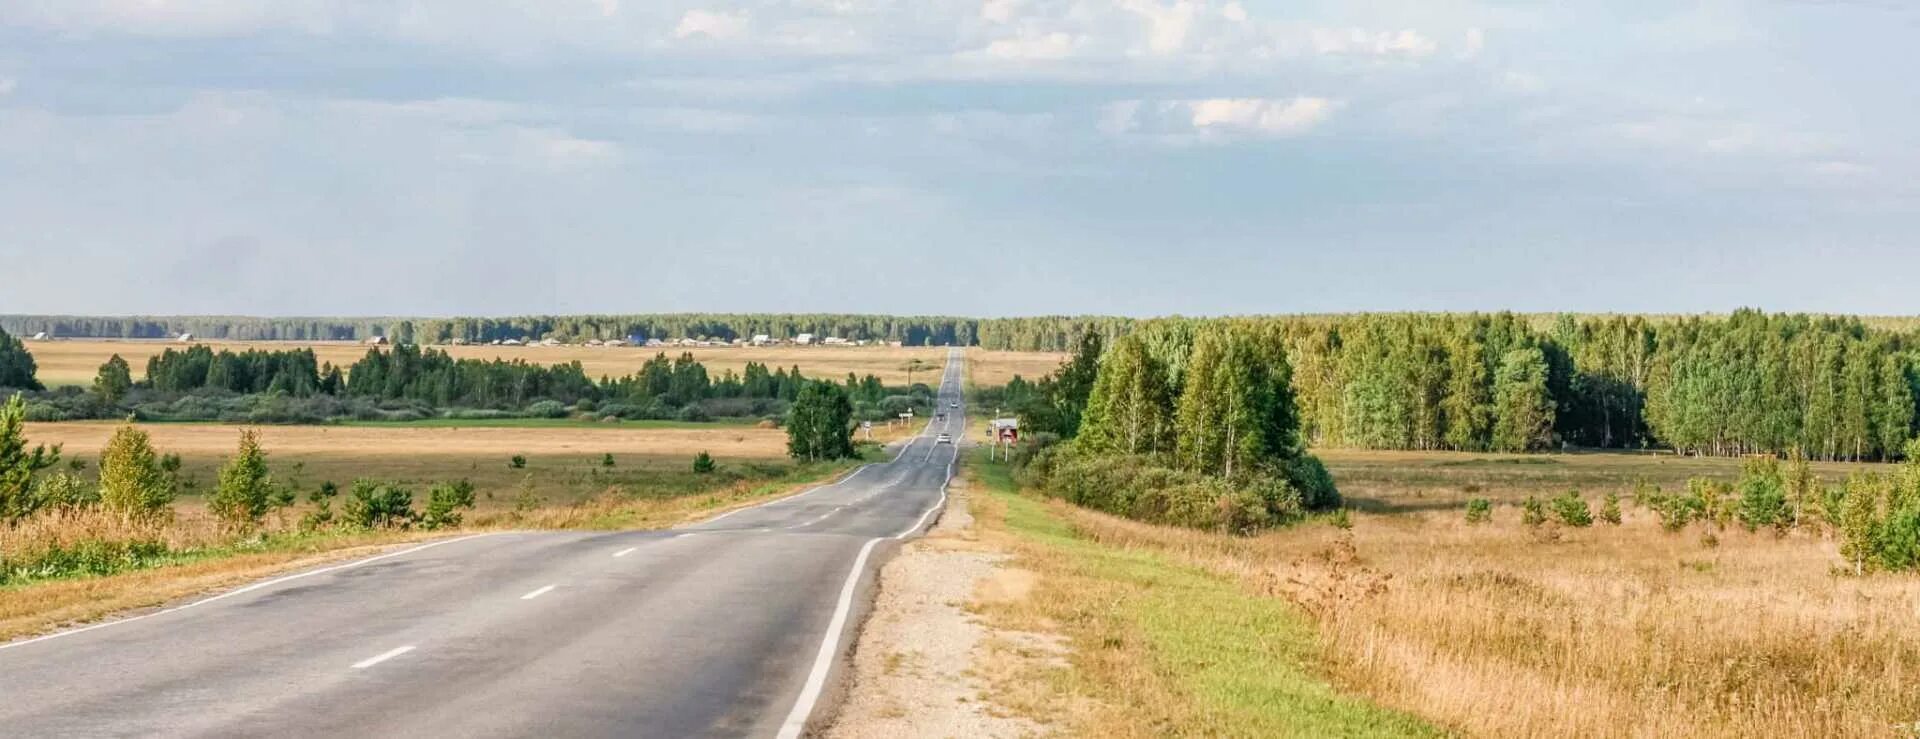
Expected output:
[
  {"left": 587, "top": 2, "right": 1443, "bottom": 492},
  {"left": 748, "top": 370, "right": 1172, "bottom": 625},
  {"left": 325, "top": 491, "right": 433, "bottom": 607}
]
[{"left": 0, "top": 1, "right": 1916, "bottom": 318}]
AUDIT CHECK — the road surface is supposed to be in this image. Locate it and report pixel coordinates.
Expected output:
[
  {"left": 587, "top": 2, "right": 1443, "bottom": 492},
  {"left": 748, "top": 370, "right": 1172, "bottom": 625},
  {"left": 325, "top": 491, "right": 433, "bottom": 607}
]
[{"left": 0, "top": 349, "right": 969, "bottom": 739}]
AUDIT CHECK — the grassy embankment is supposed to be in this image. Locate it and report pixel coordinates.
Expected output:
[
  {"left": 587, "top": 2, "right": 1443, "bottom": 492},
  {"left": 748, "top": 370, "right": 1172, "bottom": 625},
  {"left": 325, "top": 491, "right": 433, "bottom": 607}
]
[
  {"left": 977, "top": 443, "right": 1920, "bottom": 737},
  {"left": 965, "top": 447, "right": 1440, "bottom": 738}
]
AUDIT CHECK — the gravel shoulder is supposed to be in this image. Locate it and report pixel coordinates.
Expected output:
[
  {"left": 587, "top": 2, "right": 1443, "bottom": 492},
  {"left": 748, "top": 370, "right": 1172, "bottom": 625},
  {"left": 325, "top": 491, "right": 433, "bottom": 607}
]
[{"left": 826, "top": 471, "right": 1060, "bottom": 739}]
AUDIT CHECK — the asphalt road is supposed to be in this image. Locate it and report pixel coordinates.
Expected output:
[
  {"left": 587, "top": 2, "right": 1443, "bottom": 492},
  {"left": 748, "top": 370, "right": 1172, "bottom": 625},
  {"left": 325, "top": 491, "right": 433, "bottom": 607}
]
[{"left": 0, "top": 349, "right": 969, "bottom": 739}]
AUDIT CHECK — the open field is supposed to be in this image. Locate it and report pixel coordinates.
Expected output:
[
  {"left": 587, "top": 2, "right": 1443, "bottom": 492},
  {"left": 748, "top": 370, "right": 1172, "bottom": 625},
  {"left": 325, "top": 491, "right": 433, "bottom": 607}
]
[
  {"left": 1314, "top": 447, "right": 1887, "bottom": 512},
  {"left": 960, "top": 447, "right": 1437, "bottom": 737},
  {"left": 1000, "top": 447, "right": 1920, "bottom": 737},
  {"left": 21, "top": 339, "right": 975, "bottom": 387},
  {"left": 22, "top": 420, "right": 793, "bottom": 508},
  {"left": 964, "top": 347, "right": 1065, "bottom": 387}
]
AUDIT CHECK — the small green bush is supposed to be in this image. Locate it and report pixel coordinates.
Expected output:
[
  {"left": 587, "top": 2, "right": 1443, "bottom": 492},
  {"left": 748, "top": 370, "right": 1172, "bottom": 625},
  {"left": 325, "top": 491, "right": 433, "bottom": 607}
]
[
  {"left": 508, "top": 454, "right": 527, "bottom": 469},
  {"left": 1736, "top": 456, "right": 1791, "bottom": 532},
  {"left": 1034, "top": 449, "right": 1303, "bottom": 534},
  {"left": 1464, "top": 498, "right": 1492, "bottom": 524},
  {"left": 600, "top": 453, "right": 616, "bottom": 468},
  {"left": 1654, "top": 490, "right": 1704, "bottom": 532},
  {"left": 693, "top": 451, "right": 716, "bottom": 474},
  {"left": 342, "top": 480, "right": 414, "bottom": 529},
  {"left": 1551, "top": 491, "right": 1593, "bottom": 527},
  {"left": 420, "top": 480, "right": 476, "bottom": 530}
]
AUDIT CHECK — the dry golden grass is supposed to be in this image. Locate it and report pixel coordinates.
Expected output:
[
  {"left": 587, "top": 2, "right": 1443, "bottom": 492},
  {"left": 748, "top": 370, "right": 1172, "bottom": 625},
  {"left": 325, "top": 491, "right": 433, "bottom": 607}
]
[
  {"left": 23, "top": 338, "right": 966, "bottom": 386},
  {"left": 966, "top": 347, "right": 1066, "bottom": 387},
  {"left": 1042, "top": 449, "right": 1920, "bottom": 738}
]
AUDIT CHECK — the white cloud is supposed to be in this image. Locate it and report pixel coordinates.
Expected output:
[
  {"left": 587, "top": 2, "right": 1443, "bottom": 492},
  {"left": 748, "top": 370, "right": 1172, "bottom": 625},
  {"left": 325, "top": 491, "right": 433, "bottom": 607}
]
[
  {"left": 1119, "top": 0, "right": 1201, "bottom": 56},
  {"left": 1220, "top": 2, "right": 1248, "bottom": 24},
  {"left": 981, "top": 30, "right": 1079, "bottom": 60},
  {"left": 673, "top": 9, "right": 750, "bottom": 41},
  {"left": 981, "top": 0, "right": 1017, "bottom": 24},
  {"left": 529, "top": 130, "right": 618, "bottom": 161},
  {"left": 0, "top": 77, "right": 15, "bottom": 96},
  {"left": 1103, "top": 96, "right": 1341, "bottom": 142},
  {"left": 0, "top": 1, "right": 334, "bottom": 37},
  {"left": 1187, "top": 97, "right": 1339, "bottom": 136},
  {"left": 1311, "top": 27, "right": 1438, "bottom": 58},
  {"left": 594, "top": 0, "right": 620, "bottom": 18}
]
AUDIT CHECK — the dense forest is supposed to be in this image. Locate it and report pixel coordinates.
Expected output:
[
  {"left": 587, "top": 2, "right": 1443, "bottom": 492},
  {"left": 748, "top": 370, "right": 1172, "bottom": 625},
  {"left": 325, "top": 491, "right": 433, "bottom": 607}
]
[{"left": 991, "top": 311, "right": 1919, "bottom": 462}]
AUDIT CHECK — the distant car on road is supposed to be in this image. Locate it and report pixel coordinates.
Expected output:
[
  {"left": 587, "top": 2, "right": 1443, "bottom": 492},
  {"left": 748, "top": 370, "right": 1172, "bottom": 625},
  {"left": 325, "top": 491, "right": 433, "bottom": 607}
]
[
  {"left": 948, "top": 401, "right": 959, "bottom": 409},
  {"left": 935, "top": 433, "right": 952, "bottom": 444}
]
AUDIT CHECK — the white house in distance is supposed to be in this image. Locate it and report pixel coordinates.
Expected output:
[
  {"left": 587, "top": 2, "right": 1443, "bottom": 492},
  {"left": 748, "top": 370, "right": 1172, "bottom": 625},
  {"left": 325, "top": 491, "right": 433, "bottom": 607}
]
[
  {"left": 794, "top": 333, "right": 815, "bottom": 346},
  {"left": 177, "top": 332, "right": 194, "bottom": 343},
  {"left": 822, "top": 336, "right": 851, "bottom": 346},
  {"left": 751, "top": 334, "right": 772, "bottom": 346},
  {"left": 366, "top": 335, "right": 389, "bottom": 346},
  {"left": 30, "top": 331, "right": 48, "bottom": 341}
]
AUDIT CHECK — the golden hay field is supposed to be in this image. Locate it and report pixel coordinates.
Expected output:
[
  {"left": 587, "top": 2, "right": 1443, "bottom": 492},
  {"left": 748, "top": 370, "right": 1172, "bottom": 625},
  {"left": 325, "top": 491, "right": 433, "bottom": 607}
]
[
  {"left": 22, "top": 339, "right": 981, "bottom": 387},
  {"left": 965, "top": 347, "right": 1066, "bottom": 387},
  {"left": 1051, "top": 448, "right": 1920, "bottom": 738}
]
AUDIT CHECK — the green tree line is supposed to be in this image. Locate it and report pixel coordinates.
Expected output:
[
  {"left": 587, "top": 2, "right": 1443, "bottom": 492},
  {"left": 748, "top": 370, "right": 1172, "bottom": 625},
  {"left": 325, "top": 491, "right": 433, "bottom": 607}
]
[{"left": 1001, "top": 312, "right": 1917, "bottom": 461}]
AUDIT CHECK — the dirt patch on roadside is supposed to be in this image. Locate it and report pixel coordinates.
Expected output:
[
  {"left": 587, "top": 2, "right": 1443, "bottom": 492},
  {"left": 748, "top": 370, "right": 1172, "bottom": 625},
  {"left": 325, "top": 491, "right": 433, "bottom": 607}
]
[{"left": 828, "top": 476, "right": 1062, "bottom": 739}]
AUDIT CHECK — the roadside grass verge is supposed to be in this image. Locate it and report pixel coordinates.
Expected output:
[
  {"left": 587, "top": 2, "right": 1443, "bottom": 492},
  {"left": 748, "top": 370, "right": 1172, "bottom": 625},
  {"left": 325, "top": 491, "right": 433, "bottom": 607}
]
[{"left": 967, "top": 452, "right": 1441, "bottom": 738}]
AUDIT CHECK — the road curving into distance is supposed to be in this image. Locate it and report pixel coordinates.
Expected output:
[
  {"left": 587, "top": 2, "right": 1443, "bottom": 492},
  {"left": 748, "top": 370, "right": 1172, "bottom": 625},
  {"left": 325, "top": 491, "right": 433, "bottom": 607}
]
[{"left": 0, "top": 349, "right": 969, "bottom": 738}]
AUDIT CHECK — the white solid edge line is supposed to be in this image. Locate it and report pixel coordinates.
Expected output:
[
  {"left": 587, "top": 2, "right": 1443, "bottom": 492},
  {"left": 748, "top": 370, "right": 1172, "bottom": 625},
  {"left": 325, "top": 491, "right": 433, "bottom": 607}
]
[
  {"left": 352, "top": 645, "right": 416, "bottom": 670},
  {"left": 520, "top": 584, "right": 556, "bottom": 600},
  {"left": 774, "top": 536, "right": 881, "bottom": 739},
  {"left": 776, "top": 366, "right": 963, "bottom": 739},
  {"left": 613, "top": 547, "right": 637, "bottom": 558},
  {"left": 0, "top": 533, "right": 495, "bottom": 653}
]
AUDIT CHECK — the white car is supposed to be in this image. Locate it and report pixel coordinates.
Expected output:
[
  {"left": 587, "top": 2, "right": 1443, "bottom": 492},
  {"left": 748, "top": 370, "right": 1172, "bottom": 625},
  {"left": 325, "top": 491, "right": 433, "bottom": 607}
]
[
  {"left": 949, "top": 401, "right": 959, "bottom": 409},
  {"left": 935, "top": 433, "right": 952, "bottom": 444}
]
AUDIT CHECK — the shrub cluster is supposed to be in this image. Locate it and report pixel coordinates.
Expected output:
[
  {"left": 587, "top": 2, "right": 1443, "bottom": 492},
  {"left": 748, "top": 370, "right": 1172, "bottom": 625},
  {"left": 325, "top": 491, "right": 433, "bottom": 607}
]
[{"left": 1024, "top": 446, "right": 1308, "bottom": 534}]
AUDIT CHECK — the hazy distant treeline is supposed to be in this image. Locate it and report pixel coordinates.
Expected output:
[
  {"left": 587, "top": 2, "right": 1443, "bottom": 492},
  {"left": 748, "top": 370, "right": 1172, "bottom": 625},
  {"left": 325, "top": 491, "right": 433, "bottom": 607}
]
[
  {"left": 0, "top": 314, "right": 1131, "bottom": 351},
  {"left": 7, "top": 312, "right": 1920, "bottom": 354}
]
